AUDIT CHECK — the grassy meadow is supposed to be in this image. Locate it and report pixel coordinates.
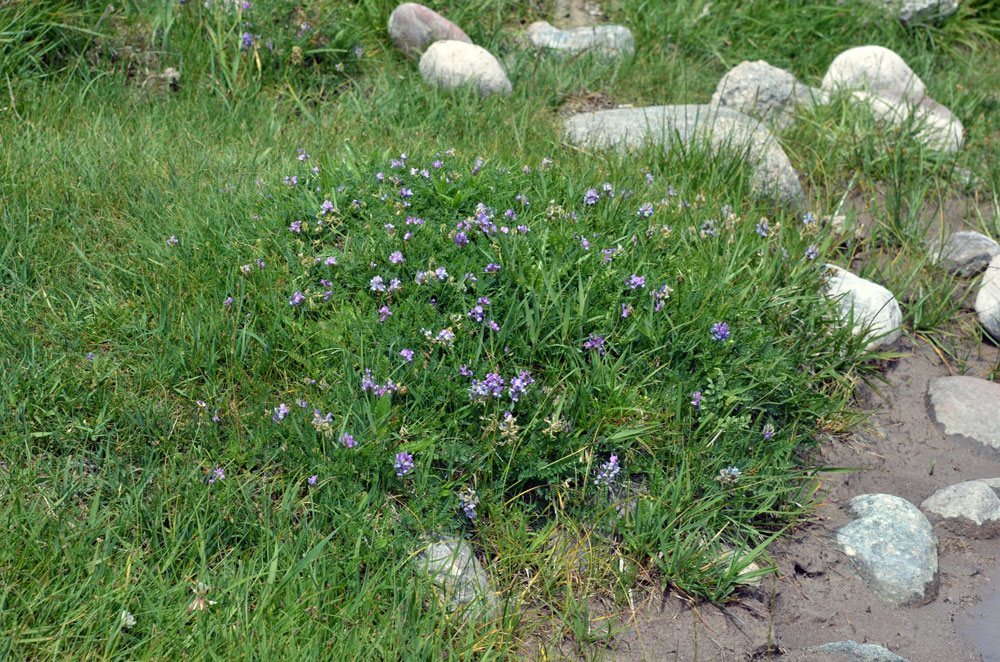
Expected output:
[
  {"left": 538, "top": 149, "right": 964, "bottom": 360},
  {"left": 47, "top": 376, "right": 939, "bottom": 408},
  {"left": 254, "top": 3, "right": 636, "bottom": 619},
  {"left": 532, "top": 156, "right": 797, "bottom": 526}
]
[{"left": 2, "top": 0, "right": 999, "bottom": 659}]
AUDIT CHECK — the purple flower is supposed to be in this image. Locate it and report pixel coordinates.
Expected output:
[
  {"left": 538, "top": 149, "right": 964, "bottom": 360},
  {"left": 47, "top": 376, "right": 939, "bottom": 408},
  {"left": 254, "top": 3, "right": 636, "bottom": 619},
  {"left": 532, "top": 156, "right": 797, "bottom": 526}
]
[
  {"left": 602, "top": 182, "right": 614, "bottom": 198},
  {"left": 583, "top": 189, "right": 600, "bottom": 205},
  {"left": 763, "top": 423, "right": 775, "bottom": 440},
  {"left": 594, "top": 455, "right": 620, "bottom": 487},
  {"left": 691, "top": 391, "right": 702, "bottom": 409},
  {"left": 400, "top": 348, "right": 414, "bottom": 363},
  {"left": 802, "top": 212, "right": 816, "bottom": 226},
  {"left": 208, "top": 466, "right": 226, "bottom": 484},
  {"left": 454, "top": 232, "right": 468, "bottom": 246},
  {"left": 272, "top": 403, "right": 290, "bottom": 422},
  {"left": 388, "top": 278, "right": 402, "bottom": 292},
  {"left": 627, "top": 275, "right": 646, "bottom": 290},
  {"left": 434, "top": 267, "right": 449, "bottom": 281},
  {"left": 459, "top": 488, "right": 479, "bottom": 520},
  {"left": 241, "top": 32, "right": 254, "bottom": 49},
  {"left": 296, "top": 398, "right": 308, "bottom": 408},
  {"left": 289, "top": 291, "right": 305, "bottom": 306},
  {"left": 507, "top": 370, "right": 535, "bottom": 403},
  {"left": 484, "top": 263, "right": 500, "bottom": 274},
  {"left": 467, "top": 305, "right": 486, "bottom": 323},
  {"left": 637, "top": 203, "right": 654, "bottom": 218},
  {"left": 710, "top": 322, "right": 730, "bottom": 341},
  {"left": 468, "top": 373, "right": 505, "bottom": 402},
  {"left": 645, "top": 173, "right": 655, "bottom": 183},
  {"left": 377, "top": 305, "right": 392, "bottom": 322},
  {"left": 224, "top": 296, "right": 233, "bottom": 307},
  {"left": 459, "top": 364, "right": 472, "bottom": 377},
  {"left": 307, "top": 475, "right": 318, "bottom": 485},
  {"left": 340, "top": 433, "right": 356, "bottom": 448},
  {"left": 576, "top": 234, "right": 590, "bottom": 250},
  {"left": 755, "top": 220, "right": 769, "bottom": 237},
  {"left": 297, "top": 148, "right": 309, "bottom": 161},
  {"left": 583, "top": 333, "right": 605, "bottom": 356},
  {"left": 432, "top": 159, "right": 443, "bottom": 168},
  {"left": 369, "top": 275, "right": 386, "bottom": 293},
  {"left": 517, "top": 224, "right": 529, "bottom": 233},
  {"left": 283, "top": 175, "right": 297, "bottom": 186},
  {"left": 289, "top": 220, "right": 303, "bottom": 233},
  {"left": 621, "top": 303, "right": 631, "bottom": 318},
  {"left": 394, "top": 451, "right": 414, "bottom": 477},
  {"left": 166, "top": 235, "right": 179, "bottom": 246},
  {"left": 399, "top": 188, "right": 413, "bottom": 198},
  {"left": 389, "top": 251, "right": 404, "bottom": 264},
  {"left": 806, "top": 245, "right": 819, "bottom": 260},
  {"left": 324, "top": 256, "right": 337, "bottom": 266},
  {"left": 601, "top": 248, "right": 617, "bottom": 264},
  {"left": 486, "top": 320, "right": 500, "bottom": 332}
]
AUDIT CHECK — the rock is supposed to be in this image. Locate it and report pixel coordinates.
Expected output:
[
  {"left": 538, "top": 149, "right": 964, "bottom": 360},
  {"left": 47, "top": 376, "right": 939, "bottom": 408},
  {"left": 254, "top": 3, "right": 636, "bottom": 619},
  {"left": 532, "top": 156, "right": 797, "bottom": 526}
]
[
  {"left": 388, "top": 3, "right": 471, "bottom": 56},
  {"left": 822, "top": 265, "right": 903, "bottom": 349},
  {"left": 415, "top": 538, "right": 498, "bottom": 620},
  {"left": 835, "top": 494, "right": 938, "bottom": 607},
  {"left": 975, "top": 253, "right": 1000, "bottom": 340},
  {"left": 418, "top": 40, "right": 512, "bottom": 97},
  {"left": 525, "top": 21, "right": 634, "bottom": 58},
  {"left": 930, "top": 230, "right": 1000, "bottom": 277},
  {"left": 808, "top": 640, "right": 911, "bottom": 661},
  {"left": 850, "top": 88, "right": 964, "bottom": 152},
  {"left": 865, "top": 0, "right": 959, "bottom": 25},
  {"left": 921, "top": 480, "right": 1000, "bottom": 538},
  {"left": 710, "top": 60, "right": 821, "bottom": 130},
  {"left": 928, "top": 376, "right": 1000, "bottom": 451},
  {"left": 822, "top": 45, "right": 926, "bottom": 100},
  {"left": 980, "top": 477, "right": 1000, "bottom": 494},
  {"left": 563, "top": 104, "right": 805, "bottom": 208},
  {"left": 821, "top": 45, "right": 962, "bottom": 152}
]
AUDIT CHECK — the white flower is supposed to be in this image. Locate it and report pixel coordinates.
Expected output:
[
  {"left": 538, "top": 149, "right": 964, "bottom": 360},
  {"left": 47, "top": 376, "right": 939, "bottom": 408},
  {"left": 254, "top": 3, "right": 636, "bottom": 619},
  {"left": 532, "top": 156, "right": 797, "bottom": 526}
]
[{"left": 120, "top": 609, "right": 136, "bottom": 629}]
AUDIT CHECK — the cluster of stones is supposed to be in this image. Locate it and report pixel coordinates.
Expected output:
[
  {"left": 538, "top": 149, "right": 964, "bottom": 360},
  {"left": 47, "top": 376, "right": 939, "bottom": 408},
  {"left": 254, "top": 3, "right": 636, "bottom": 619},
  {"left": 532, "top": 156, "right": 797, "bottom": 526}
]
[
  {"left": 388, "top": 2, "right": 634, "bottom": 98},
  {"left": 822, "top": 375, "right": 1000, "bottom": 655}
]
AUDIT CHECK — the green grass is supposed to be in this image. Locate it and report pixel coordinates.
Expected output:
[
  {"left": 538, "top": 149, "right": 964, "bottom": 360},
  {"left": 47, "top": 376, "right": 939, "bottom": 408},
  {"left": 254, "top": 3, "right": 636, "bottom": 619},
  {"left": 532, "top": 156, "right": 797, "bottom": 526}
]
[{"left": 1, "top": 0, "right": 999, "bottom": 659}]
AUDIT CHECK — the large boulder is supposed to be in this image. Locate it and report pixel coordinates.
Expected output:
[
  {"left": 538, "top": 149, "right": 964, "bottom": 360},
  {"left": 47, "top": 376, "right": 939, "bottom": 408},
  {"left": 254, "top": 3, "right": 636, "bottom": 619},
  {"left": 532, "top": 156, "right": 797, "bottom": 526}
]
[
  {"left": 524, "top": 21, "right": 634, "bottom": 58},
  {"left": 835, "top": 494, "right": 938, "bottom": 607},
  {"left": 563, "top": 104, "right": 805, "bottom": 208},
  {"left": 388, "top": 3, "right": 471, "bottom": 56},
  {"left": 823, "top": 265, "right": 903, "bottom": 350},
  {"left": 418, "top": 40, "right": 512, "bottom": 97},
  {"left": 711, "top": 60, "right": 821, "bottom": 130},
  {"left": 975, "top": 253, "right": 1000, "bottom": 340}
]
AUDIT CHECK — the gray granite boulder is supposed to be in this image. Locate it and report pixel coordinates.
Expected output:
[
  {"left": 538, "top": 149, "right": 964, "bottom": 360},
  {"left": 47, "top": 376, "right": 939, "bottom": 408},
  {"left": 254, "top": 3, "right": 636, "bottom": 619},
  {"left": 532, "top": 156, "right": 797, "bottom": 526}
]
[
  {"left": 920, "top": 480, "right": 1000, "bottom": 538},
  {"left": 563, "top": 104, "right": 805, "bottom": 208},
  {"left": 823, "top": 265, "right": 903, "bottom": 350},
  {"left": 975, "top": 253, "right": 1000, "bottom": 340},
  {"left": 525, "top": 20, "right": 634, "bottom": 58},
  {"left": 388, "top": 3, "right": 471, "bottom": 56},
  {"left": 835, "top": 494, "right": 938, "bottom": 607},
  {"left": 930, "top": 230, "right": 1000, "bottom": 277},
  {"left": 866, "top": 0, "right": 959, "bottom": 24},
  {"left": 419, "top": 40, "right": 512, "bottom": 97},
  {"left": 711, "top": 60, "right": 822, "bottom": 130},
  {"left": 928, "top": 376, "right": 1000, "bottom": 451},
  {"left": 416, "top": 538, "right": 498, "bottom": 620},
  {"left": 808, "top": 640, "right": 910, "bottom": 661}
]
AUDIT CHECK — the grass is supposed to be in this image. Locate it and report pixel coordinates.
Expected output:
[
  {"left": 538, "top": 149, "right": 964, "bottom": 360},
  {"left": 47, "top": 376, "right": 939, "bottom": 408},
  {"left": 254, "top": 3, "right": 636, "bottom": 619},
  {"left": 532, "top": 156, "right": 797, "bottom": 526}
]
[{"left": 1, "top": 0, "right": 999, "bottom": 659}]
